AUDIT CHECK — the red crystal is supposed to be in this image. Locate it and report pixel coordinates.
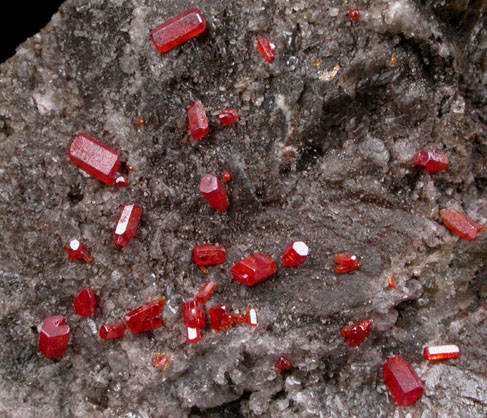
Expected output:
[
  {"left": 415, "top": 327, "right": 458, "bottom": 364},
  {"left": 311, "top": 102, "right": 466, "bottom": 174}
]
[
  {"left": 414, "top": 151, "right": 449, "bottom": 173},
  {"left": 246, "top": 308, "right": 258, "bottom": 327},
  {"left": 186, "top": 326, "right": 202, "bottom": 343},
  {"left": 282, "top": 241, "right": 309, "bottom": 267},
  {"left": 182, "top": 300, "right": 206, "bottom": 329},
  {"left": 114, "top": 204, "right": 143, "bottom": 247},
  {"left": 348, "top": 9, "right": 360, "bottom": 20},
  {"left": 39, "top": 315, "right": 70, "bottom": 359},
  {"left": 334, "top": 253, "right": 361, "bottom": 274},
  {"left": 150, "top": 8, "right": 206, "bottom": 54},
  {"left": 73, "top": 288, "right": 97, "bottom": 317},
  {"left": 389, "top": 277, "right": 398, "bottom": 290},
  {"left": 199, "top": 266, "right": 209, "bottom": 274},
  {"left": 209, "top": 305, "right": 234, "bottom": 332},
  {"left": 275, "top": 356, "right": 292, "bottom": 370},
  {"left": 187, "top": 100, "right": 209, "bottom": 140},
  {"left": 383, "top": 355, "right": 424, "bottom": 406},
  {"left": 64, "top": 239, "right": 93, "bottom": 264},
  {"left": 136, "top": 118, "right": 145, "bottom": 126},
  {"left": 440, "top": 208, "right": 483, "bottom": 241},
  {"left": 125, "top": 298, "right": 166, "bottom": 334},
  {"left": 423, "top": 344, "right": 460, "bottom": 361},
  {"left": 153, "top": 353, "right": 172, "bottom": 369},
  {"left": 193, "top": 245, "right": 227, "bottom": 266},
  {"left": 99, "top": 323, "right": 126, "bottom": 340},
  {"left": 68, "top": 134, "right": 121, "bottom": 185},
  {"left": 115, "top": 175, "right": 130, "bottom": 188},
  {"left": 257, "top": 36, "right": 275, "bottom": 63},
  {"left": 218, "top": 109, "right": 239, "bottom": 126},
  {"left": 340, "top": 319, "right": 373, "bottom": 347},
  {"left": 199, "top": 174, "right": 230, "bottom": 212},
  {"left": 222, "top": 171, "right": 231, "bottom": 182},
  {"left": 195, "top": 281, "right": 217, "bottom": 304},
  {"left": 231, "top": 254, "right": 277, "bottom": 286}
]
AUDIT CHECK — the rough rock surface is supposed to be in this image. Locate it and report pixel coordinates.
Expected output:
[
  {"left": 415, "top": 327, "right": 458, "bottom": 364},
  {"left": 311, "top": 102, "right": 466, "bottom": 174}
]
[{"left": 0, "top": 0, "right": 486, "bottom": 417}]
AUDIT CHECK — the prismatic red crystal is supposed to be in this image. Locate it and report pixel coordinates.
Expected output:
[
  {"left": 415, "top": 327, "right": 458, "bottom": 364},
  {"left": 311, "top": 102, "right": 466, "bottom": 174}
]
[
  {"left": 186, "top": 326, "right": 202, "bottom": 343},
  {"left": 218, "top": 109, "right": 239, "bottom": 126},
  {"left": 222, "top": 171, "right": 231, "bottom": 182},
  {"left": 187, "top": 100, "right": 209, "bottom": 140},
  {"left": 423, "top": 344, "right": 460, "bottom": 361},
  {"left": 440, "top": 208, "right": 483, "bottom": 241},
  {"left": 340, "top": 319, "right": 373, "bottom": 347},
  {"left": 383, "top": 355, "right": 424, "bottom": 406},
  {"left": 39, "top": 315, "right": 70, "bottom": 359},
  {"left": 334, "top": 253, "right": 361, "bottom": 274},
  {"left": 414, "top": 151, "right": 449, "bottom": 173},
  {"left": 114, "top": 204, "right": 143, "bottom": 247},
  {"left": 275, "top": 356, "right": 292, "bottom": 371},
  {"left": 209, "top": 305, "right": 234, "bottom": 332},
  {"left": 231, "top": 254, "right": 277, "bottom": 286},
  {"left": 150, "top": 8, "right": 206, "bottom": 54},
  {"left": 73, "top": 288, "right": 97, "bottom": 317},
  {"left": 68, "top": 134, "right": 121, "bottom": 186},
  {"left": 389, "top": 277, "right": 398, "bottom": 290},
  {"left": 182, "top": 300, "right": 206, "bottom": 329},
  {"left": 99, "top": 323, "right": 126, "bottom": 340},
  {"left": 195, "top": 281, "right": 217, "bottom": 304},
  {"left": 348, "top": 9, "right": 360, "bottom": 20},
  {"left": 199, "top": 174, "right": 230, "bottom": 212},
  {"left": 64, "top": 239, "right": 93, "bottom": 264},
  {"left": 257, "top": 36, "right": 275, "bottom": 63},
  {"left": 193, "top": 245, "right": 227, "bottom": 266},
  {"left": 282, "top": 241, "right": 309, "bottom": 267},
  {"left": 125, "top": 298, "right": 166, "bottom": 334}
]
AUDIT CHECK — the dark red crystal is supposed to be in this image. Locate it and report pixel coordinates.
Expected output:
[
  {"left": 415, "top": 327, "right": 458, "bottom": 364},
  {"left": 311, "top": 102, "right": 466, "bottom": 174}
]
[
  {"left": 99, "top": 323, "right": 126, "bottom": 340},
  {"left": 39, "top": 315, "right": 70, "bottom": 359},
  {"left": 195, "top": 281, "right": 217, "bottom": 304},
  {"left": 193, "top": 245, "right": 227, "bottom": 266},
  {"left": 114, "top": 204, "right": 143, "bottom": 247},
  {"left": 231, "top": 254, "right": 277, "bottom": 287},
  {"left": 340, "top": 319, "right": 373, "bottom": 347},
  {"left": 73, "top": 288, "right": 97, "bottom": 317},
  {"left": 275, "top": 356, "right": 292, "bottom": 370},
  {"left": 383, "top": 355, "right": 424, "bottom": 406},
  {"left": 199, "top": 174, "right": 230, "bottom": 212},
  {"left": 125, "top": 298, "right": 166, "bottom": 334}
]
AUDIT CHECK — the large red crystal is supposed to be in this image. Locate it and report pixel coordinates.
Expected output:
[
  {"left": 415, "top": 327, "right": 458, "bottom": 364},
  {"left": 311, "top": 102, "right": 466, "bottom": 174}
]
[
  {"left": 114, "top": 204, "right": 143, "bottom": 247},
  {"left": 257, "top": 36, "right": 275, "bottom": 63},
  {"left": 334, "top": 253, "right": 361, "bottom": 274},
  {"left": 423, "top": 344, "right": 460, "bottom": 361},
  {"left": 218, "top": 109, "right": 239, "bottom": 126},
  {"left": 73, "top": 288, "right": 97, "bottom": 317},
  {"left": 125, "top": 298, "right": 166, "bottom": 334},
  {"left": 195, "top": 281, "right": 217, "bottom": 304},
  {"left": 64, "top": 239, "right": 93, "bottom": 264},
  {"left": 231, "top": 254, "right": 277, "bottom": 286},
  {"left": 68, "top": 134, "right": 121, "bottom": 185},
  {"left": 187, "top": 100, "right": 209, "bottom": 140},
  {"left": 414, "top": 151, "right": 449, "bottom": 173},
  {"left": 340, "top": 319, "right": 373, "bottom": 347},
  {"left": 275, "top": 356, "right": 292, "bottom": 371},
  {"left": 39, "top": 316, "right": 70, "bottom": 359},
  {"left": 150, "top": 8, "right": 206, "bottom": 54},
  {"left": 383, "top": 355, "right": 423, "bottom": 406},
  {"left": 99, "top": 323, "right": 126, "bottom": 340},
  {"left": 440, "top": 208, "right": 483, "bottom": 241},
  {"left": 282, "top": 241, "right": 309, "bottom": 267},
  {"left": 199, "top": 174, "right": 230, "bottom": 212},
  {"left": 182, "top": 300, "right": 206, "bottom": 329},
  {"left": 193, "top": 245, "right": 227, "bottom": 266}
]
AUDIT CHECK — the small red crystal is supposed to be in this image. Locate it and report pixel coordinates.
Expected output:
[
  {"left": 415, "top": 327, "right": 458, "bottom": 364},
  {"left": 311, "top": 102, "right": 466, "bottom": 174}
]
[
  {"left": 153, "top": 353, "right": 172, "bottom": 369},
  {"left": 115, "top": 175, "right": 130, "bottom": 188},
  {"left": 68, "top": 134, "right": 122, "bottom": 185},
  {"left": 64, "top": 239, "right": 93, "bottom": 264},
  {"left": 423, "top": 344, "right": 460, "bottom": 361},
  {"left": 209, "top": 305, "right": 234, "bottom": 332},
  {"left": 257, "top": 36, "right": 275, "bottom": 63},
  {"left": 414, "top": 151, "right": 449, "bottom": 173},
  {"left": 193, "top": 245, "right": 227, "bottom": 266},
  {"left": 199, "top": 174, "right": 230, "bottom": 212},
  {"left": 222, "top": 171, "right": 231, "bottom": 182},
  {"left": 187, "top": 100, "right": 209, "bottom": 140},
  {"left": 195, "top": 281, "right": 217, "bottom": 304},
  {"left": 348, "top": 9, "right": 360, "bottom": 21},
  {"left": 186, "top": 326, "right": 202, "bottom": 343},
  {"left": 99, "top": 323, "right": 126, "bottom": 340},
  {"left": 231, "top": 254, "right": 277, "bottom": 287},
  {"left": 275, "top": 356, "right": 292, "bottom": 370},
  {"left": 383, "top": 355, "right": 424, "bottom": 406},
  {"left": 334, "top": 253, "right": 361, "bottom": 274},
  {"left": 73, "top": 288, "right": 97, "bottom": 317},
  {"left": 340, "top": 319, "right": 373, "bottom": 347},
  {"left": 182, "top": 300, "right": 206, "bottom": 329},
  {"left": 282, "top": 241, "right": 309, "bottom": 267},
  {"left": 218, "top": 109, "right": 239, "bottom": 126},
  {"left": 114, "top": 204, "right": 143, "bottom": 247},
  {"left": 39, "top": 315, "right": 70, "bottom": 359},
  {"left": 199, "top": 266, "right": 209, "bottom": 275},
  {"left": 389, "top": 277, "right": 398, "bottom": 290},
  {"left": 125, "top": 298, "right": 166, "bottom": 334},
  {"left": 150, "top": 8, "right": 206, "bottom": 54},
  {"left": 246, "top": 308, "right": 258, "bottom": 327},
  {"left": 440, "top": 208, "right": 483, "bottom": 241}
]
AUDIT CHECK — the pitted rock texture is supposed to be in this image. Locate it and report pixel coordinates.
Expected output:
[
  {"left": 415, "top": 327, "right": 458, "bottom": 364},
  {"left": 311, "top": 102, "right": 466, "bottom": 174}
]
[{"left": 0, "top": 0, "right": 486, "bottom": 417}]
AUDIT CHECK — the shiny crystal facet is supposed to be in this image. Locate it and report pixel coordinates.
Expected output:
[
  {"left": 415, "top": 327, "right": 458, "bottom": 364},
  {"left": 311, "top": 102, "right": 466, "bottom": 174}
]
[
  {"left": 257, "top": 36, "right": 275, "bottom": 63},
  {"left": 199, "top": 174, "right": 230, "bottom": 212},
  {"left": 383, "top": 355, "right": 423, "bottom": 406},
  {"left": 187, "top": 100, "right": 209, "bottom": 140},
  {"left": 39, "top": 315, "right": 70, "bottom": 359},
  {"left": 340, "top": 319, "right": 373, "bottom": 347},
  {"left": 282, "top": 241, "right": 309, "bottom": 267},
  {"left": 423, "top": 344, "right": 460, "bottom": 361},
  {"left": 195, "top": 281, "right": 217, "bottom": 304},
  {"left": 414, "top": 151, "right": 449, "bottom": 173},
  {"left": 231, "top": 254, "right": 277, "bottom": 287},
  {"left": 125, "top": 299, "right": 165, "bottom": 334},
  {"left": 440, "top": 208, "right": 483, "bottom": 241},
  {"left": 114, "top": 204, "right": 143, "bottom": 247}
]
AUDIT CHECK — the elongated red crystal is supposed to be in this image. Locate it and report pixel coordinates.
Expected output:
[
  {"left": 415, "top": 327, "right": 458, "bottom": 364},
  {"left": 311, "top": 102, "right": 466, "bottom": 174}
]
[
  {"left": 182, "top": 300, "right": 206, "bottom": 329},
  {"left": 99, "top": 323, "right": 126, "bottom": 340},
  {"left": 334, "top": 253, "right": 361, "bottom": 274},
  {"left": 39, "top": 316, "right": 70, "bottom": 359},
  {"left": 114, "top": 204, "right": 143, "bottom": 247},
  {"left": 257, "top": 36, "right": 275, "bottom": 63},
  {"left": 231, "top": 254, "right": 277, "bottom": 286},
  {"left": 218, "top": 109, "right": 239, "bottom": 126},
  {"left": 383, "top": 355, "right": 423, "bottom": 406},
  {"left": 389, "top": 277, "right": 398, "bottom": 289},
  {"left": 150, "top": 8, "right": 206, "bottom": 53},
  {"left": 275, "top": 356, "right": 292, "bottom": 370},
  {"left": 193, "top": 245, "right": 227, "bottom": 266},
  {"left": 73, "top": 288, "right": 97, "bottom": 317},
  {"left": 340, "top": 319, "right": 373, "bottom": 347},
  {"left": 68, "top": 134, "right": 121, "bottom": 185},
  {"left": 186, "top": 326, "right": 202, "bottom": 343},
  {"left": 423, "top": 344, "right": 460, "bottom": 361},
  {"left": 125, "top": 298, "right": 166, "bottom": 334},
  {"left": 282, "top": 241, "right": 309, "bottom": 267},
  {"left": 187, "top": 100, "right": 209, "bottom": 140},
  {"left": 195, "top": 281, "right": 217, "bottom": 304},
  {"left": 414, "top": 151, "right": 449, "bottom": 173},
  {"left": 440, "top": 208, "right": 483, "bottom": 241},
  {"left": 199, "top": 174, "right": 230, "bottom": 212},
  {"left": 64, "top": 239, "right": 93, "bottom": 264}
]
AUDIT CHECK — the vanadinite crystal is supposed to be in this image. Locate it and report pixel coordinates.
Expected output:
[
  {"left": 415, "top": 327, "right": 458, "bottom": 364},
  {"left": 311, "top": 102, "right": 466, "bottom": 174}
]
[
  {"left": 231, "top": 254, "right": 277, "bottom": 286},
  {"left": 257, "top": 36, "right": 275, "bottom": 63},
  {"left": 73, "top": 288, "right": 97, "bottom": 317},
  {"left": 193, "top": 245, "right": 227, "bottom": 266},
  {"left": 125, "top": 298, "right": 166, "bottom": 334},
  {"left": 439, "top": 208, "right": 483, "bottom": 241},
  {"left": 199, "top": 174, "right": 230, "bottom": 212},
  {"left": 414, "top": 151, "right": 449, "bottom": 173},
  {"left": 39, "top": 316, "right": 70, "bottom": 359},
  {"left": 195, "top": 281, "right": 217, "bottom": 304},
  {"left": 150, "top": 8, "right": 206, "bottom": 53},
  {"left": 114, "top": 204, "right": 143, "bottom": 247},
  {"left": 209, "top": 305, "right": 234, "bottom": 332},
  {"left": 153, "top": 353, "right": 172, "bottom": 369},
  {"left": 218, "top": 109, "right": 239, "bottom": 126},
  {"left": 182, "top": 300, "right": 206, "bottom": 329},
  {"left": 282, "top": 241, "right": 309, "bottom": 267},
  {"left": 99, "top": 323, "right": 126, "bottom": 340},
  {"left": 340, "top": 319, "right": 373, "bottom": 347},
  {"left": 222, "top": 171, "right": 231, "bottom": 182},
  {"left": 68, "top": 134, "right": 121, "bottom": 185},
  {"left": 348, "top": 9, "right": 360, "bottom": 20},
  {"left": 186, "top": 326, "right": 202, "bottom": 343},
  {"left": 275, "top": 356, "right": 292, "bottom": 370},
  {"left": 334, "top": 253, "right": 361, "bottom": 274},
  {"left": 383, "top": 355, "right": 424, "bottom": 406},
  {"left": 187, "top": 100, "right": 209, "bottom": 140},
  {"left": 423, "top": 344, "right": 460, "bottom": 361},
  {"left": 64, "top": 239, "right": 93, "bottom": 264}
]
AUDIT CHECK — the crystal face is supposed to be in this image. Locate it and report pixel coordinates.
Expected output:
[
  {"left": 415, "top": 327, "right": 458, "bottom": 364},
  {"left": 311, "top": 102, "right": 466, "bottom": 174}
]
[
  {"left": 182, "top": 300, "right": 206, "bottom": 329},
  {"left": 257, "top": 36, "right": 275, "bottom": 63},
  {"left": 440, "top": 208, "right": 483, "bottom": 241},
  {"left": 64, "top": 239, "right": 93, "bottom": 264},
  {"left": 195, "top": 281, "right": 217, "bottom": 304},
  {"left": 334, "top": 253, "right": 361, "bottom": 274},
  {"left": 187, "top": 100, "right": 209, "bottom": 140},
  {"left": 186, "top": 326, "right": 202, "bottom": 343},
  {"left": 99, "top": 323, "right": 126, "bottom": 340},
  {"left": 275, "top": 356, "right": 292, "bottom": 370},
  {"left": 423, "top": 344, "right": 460, "bottom": 361},
  {"left": 73, "top": 288, "right": 97, "bottom": 317},
  {"left": 68, "top": 134, "right": 121, "bottom": 185},
  {"left": 193, "top": 245, "right": 227, "bottom": 266},
  {"left": 218, "top": 109, "right": 239, "bottom": 126},
  {"left": 383, "top": 355, "right": 424, "bottom": 406},
  {"left": 414, "top": 151, "right": 449, "bottom": 173},
  {"left": 114, "top": 204, "right": 143, "bottom": 247},
  {"left": 39, "top": 315, "right": 70, "bottom": 359},
  {"left": 340, "top": 319, "right": 373, "bottom": 347},
  {"left": 150, "top": 8, "right": 206, "bottom": 54},
  {"left": 282, "top": 241, "right": 309, "bottom": 267},
  {"left": 209, "top": 305, "right": 234, "bottom": 332},
  {"left": 125, "top": 299, "right": 165, "bottom": 334},
  {"left": 199, "top": 174, "right": 230, "bottom": 212},
  {"left": 231, "top": 254, "right": 277, "bottom": 286}
]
